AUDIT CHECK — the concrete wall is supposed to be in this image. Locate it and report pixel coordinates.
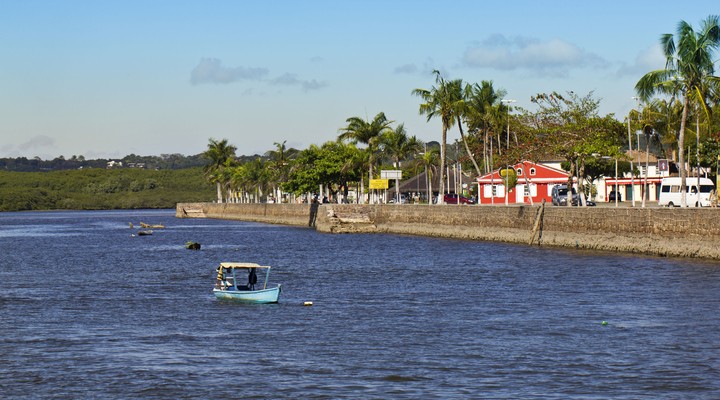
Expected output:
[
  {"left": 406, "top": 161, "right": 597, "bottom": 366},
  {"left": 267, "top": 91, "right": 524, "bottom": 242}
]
[{"left": 176, "top": 202, "right": 720, "bottom": 259}]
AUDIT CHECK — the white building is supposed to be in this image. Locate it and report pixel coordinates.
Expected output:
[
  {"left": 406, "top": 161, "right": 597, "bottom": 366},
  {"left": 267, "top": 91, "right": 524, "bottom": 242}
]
[{"left": 597, "top": 150, "right": 665, "bottom": 203}]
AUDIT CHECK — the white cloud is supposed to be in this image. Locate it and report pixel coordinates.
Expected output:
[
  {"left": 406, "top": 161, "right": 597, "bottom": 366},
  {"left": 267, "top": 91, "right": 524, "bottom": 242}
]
[
  {"left": 616, "top": 44, "right": 666, "bottom": 77},
  {"left": 190, "top": 58, "right": 269, "bottom": 85},
  {"left": 271, "top": 73, "right": 328, "bottom": 92},
  {"left": 394, "top": 63, "right": 418, "bottom": 74},
  {"left": 462, "top": 34, "right": 609, "bottom": 77}
]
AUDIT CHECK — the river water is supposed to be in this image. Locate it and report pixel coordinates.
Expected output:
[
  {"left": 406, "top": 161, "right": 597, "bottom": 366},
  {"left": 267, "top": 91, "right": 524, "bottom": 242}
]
[{"left": 1, "top": 209, "right": 719, "bottom": 398}]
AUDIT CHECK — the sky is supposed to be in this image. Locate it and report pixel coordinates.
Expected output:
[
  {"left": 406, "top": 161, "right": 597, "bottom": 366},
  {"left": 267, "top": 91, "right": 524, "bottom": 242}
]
[{"left": 0, "top": 1, "right": 716, "bottom": 160}]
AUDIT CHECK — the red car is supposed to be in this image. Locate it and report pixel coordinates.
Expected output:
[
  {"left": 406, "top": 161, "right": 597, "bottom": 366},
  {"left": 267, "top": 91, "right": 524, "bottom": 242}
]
[{"left": 444, "top": 194, "right": 475, "bottom": 204}]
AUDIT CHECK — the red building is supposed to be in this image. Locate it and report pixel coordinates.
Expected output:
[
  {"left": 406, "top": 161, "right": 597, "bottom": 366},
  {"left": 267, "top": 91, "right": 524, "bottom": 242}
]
[{"left": 476, "top": 161, "right": 570, "bottom": 205}]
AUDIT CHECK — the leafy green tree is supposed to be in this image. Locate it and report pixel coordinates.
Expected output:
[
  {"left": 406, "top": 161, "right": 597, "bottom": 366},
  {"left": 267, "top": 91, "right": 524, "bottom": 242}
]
[
  {"left": 530, "top": 91, "right": 622, "bottom": 206},
  {"left": 636, "top": 15, "right": 720, "bottom": 207},
  {"left": 284, "top": 141, "right": 363, "bottom": 201},
  {"left": 202, "top": 138, "right": 237, "bottom": 203},
  {"left": 284, "top": 145, "right": 322, "bottom": 196}
]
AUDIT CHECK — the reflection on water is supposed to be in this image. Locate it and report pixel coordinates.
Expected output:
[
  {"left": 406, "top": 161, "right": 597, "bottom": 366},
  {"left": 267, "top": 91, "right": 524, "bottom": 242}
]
[{"left": 1, "top": 209, "right": 720, "bottom": 399}]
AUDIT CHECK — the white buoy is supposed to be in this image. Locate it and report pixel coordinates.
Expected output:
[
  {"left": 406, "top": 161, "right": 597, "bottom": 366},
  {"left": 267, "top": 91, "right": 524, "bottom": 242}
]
[{"left": 303, "top": 301, "right": 313, "bottom": 306}]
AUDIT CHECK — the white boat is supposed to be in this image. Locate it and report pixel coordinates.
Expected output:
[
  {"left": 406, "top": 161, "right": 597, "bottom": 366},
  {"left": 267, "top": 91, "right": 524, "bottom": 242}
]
[{"left": 213, "top": 262, "right": 281, "bottom": 303}]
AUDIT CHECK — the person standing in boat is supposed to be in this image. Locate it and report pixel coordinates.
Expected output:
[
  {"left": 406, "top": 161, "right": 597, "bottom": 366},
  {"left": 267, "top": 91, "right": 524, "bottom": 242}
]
[
  {"left": 216, "top": 266, "right": 225, "bottom": 290},
  {"left": 248, "top": 268, "right": 258, "bottom": 291}
]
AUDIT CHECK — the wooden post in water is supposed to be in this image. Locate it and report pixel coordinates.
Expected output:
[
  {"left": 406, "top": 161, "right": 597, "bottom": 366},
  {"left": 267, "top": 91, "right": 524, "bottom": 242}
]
[{"left": 529, "top": 199, "right": 546, "bottom": 245}]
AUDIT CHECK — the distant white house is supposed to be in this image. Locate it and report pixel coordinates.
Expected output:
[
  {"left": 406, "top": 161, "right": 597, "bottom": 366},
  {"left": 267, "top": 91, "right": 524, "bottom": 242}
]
[
  {"left": 597, "top": 150, "right": 665, "bottom": 203},
  {"left": 106, "top": 160, "right": 123, "bottom": 168}
]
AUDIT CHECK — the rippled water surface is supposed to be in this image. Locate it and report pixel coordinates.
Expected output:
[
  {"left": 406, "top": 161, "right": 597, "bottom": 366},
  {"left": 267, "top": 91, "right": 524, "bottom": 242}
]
[{"left": 2, "top": 210, "right": 720, "bottom": 398}]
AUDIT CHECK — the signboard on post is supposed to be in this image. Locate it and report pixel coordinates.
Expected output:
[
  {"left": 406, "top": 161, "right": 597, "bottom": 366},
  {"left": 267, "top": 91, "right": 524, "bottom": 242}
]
[
  {"left": 369, "top": 179, "right": 389, "bottom": 189},
  {"left": 380, "top": 170, "right": 402, "bottom": 179}
]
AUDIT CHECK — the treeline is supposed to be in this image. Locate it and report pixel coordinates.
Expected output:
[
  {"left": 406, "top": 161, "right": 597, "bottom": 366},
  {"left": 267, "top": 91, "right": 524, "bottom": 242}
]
[
  {"left": 0, "top": 167, "right": 215, "bottom": 211},
  {"left": 0, "top": 153, "right": 213, "bottom": 172}
]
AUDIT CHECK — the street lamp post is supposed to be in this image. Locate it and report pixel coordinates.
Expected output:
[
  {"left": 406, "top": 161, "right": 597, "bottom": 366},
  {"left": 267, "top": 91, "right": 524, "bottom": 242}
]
[
  {"left": 630, "top": 97, "right": 639, "bottom": 207},
  {"left": 636, "top": 130, "right": 646, "bottom": 208},
  {"left": 601, "top": 155, "right": 619, "bottom": 208},
  {"left": 697, "top": 112, "right": 701, "bottom": 197},
  {"left": 615, "top": 157, "right": 619, "bottom": 207}
]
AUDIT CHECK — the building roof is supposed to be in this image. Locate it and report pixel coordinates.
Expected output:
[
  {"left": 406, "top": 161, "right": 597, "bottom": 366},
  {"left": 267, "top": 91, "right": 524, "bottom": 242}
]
[
  {"left": 625, "top": 150, "right": 659, "bottom": 163},
  {"left": 387, "top": 169, "right": 474, "bottom": 194},
  {"left": 477, "top": 161, "right": 570, "bottom": 184}
]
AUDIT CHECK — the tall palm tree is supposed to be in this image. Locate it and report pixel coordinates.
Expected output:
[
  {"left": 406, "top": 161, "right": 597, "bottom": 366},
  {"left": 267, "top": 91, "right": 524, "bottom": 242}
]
[
  {"left": 412, "top": 70, "right": 460, "bottom": 204},
  {"left": 338, "top": 112, "right": 393, "bottom": 203},
  {"left": 636, "top": 15, "right": 720, "bottom": 207},
  {"left": 202, "top": 138, "right": 237, "bottom": 203},
  {"left": 445, "top": 80, "right": 483, "bottom": 177}
]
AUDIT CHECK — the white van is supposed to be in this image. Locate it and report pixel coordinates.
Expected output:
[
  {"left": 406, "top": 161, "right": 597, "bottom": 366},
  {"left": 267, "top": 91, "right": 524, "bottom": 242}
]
[{"left": 658, "top": 177, "right": 715, "bottom": 207}]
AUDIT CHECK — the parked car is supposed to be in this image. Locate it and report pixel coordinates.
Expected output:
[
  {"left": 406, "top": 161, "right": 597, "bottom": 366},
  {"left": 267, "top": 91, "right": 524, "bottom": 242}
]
[
  {"left": 551, "top": 185, "right": 576, "bottom": 206},
  {"left": 444, "top": 193, "right": 475, "bottom": 204},
  {"left": 551, "top": 184, "right": 595, "bottom": 206},
  {"left": 608, "top": 190, "right": 622, "bottom": 202}
]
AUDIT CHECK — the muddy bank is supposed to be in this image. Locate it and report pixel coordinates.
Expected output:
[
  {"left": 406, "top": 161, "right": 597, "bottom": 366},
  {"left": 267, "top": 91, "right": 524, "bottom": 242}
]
[{"left": 177, "top": 202, "right": 720, "bottom": 259}]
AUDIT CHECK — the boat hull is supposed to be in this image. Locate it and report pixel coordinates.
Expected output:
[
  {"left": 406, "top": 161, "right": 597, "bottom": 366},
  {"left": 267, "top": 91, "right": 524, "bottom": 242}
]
[{"left": 213, "top": 285, "right": 281, "bottom": 304}]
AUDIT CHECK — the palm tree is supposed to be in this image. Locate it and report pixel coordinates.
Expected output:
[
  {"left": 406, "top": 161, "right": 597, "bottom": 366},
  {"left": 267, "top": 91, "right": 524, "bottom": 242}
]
[
  {"left": 245, "top": 158, "right": 271, "bottom": 203},
  {"left": 412, "top": 70, "right": 460, "bottom": 204},
  {"left": 381, "top": 124, "right": 422, "bottom": 168},
  {"left": 203, "top": 138, "right": 237, "bottom": 203},
  {"left": 265, "top": 140, "right": 297, "bottom": 202},
  {"left": 636, "top": 15, "right": 720, "bottom": 207},
  {"left": 338, "top": 112, "right": 393, "bottom": 203},
  {"left": 464, "top": 81, "right": 508, "bottom": 174},
  {"left": 415, "top": 147, "right": 440, "bottom": 203}
]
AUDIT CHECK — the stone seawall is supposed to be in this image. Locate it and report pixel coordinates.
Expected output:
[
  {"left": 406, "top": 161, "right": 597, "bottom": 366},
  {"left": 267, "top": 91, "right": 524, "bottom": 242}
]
[
  {"left": 176, "top": 202, "right": 312, "bottom": 227},
  {"left": 176, "top": 202, "right": 720, "bottom": 259}
]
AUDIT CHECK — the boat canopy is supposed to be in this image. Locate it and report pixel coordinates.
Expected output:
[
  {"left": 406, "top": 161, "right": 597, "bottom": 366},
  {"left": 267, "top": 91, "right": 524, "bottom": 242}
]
[{"left": 219, "top": 262, "right": 271, "bottom": 270}]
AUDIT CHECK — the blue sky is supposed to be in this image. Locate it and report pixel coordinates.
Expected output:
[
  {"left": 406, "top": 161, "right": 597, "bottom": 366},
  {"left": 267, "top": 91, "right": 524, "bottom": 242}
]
[{"left": 0, "top": 1, "right": 715, "bottom": 159}]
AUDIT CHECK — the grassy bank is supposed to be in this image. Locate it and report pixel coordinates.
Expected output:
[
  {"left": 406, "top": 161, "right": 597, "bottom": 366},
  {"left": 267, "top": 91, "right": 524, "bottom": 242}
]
[{"left": 0, "top": 167, "right": 214, "bottom": 211}]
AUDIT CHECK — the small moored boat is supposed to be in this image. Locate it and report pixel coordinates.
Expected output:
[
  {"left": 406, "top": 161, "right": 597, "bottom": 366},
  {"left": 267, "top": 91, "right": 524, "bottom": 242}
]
[
  {"left": 140, "top": 222, "right": 165, "bottom": 229},
  {"left": 213, "top": 262, "right": 281, "bottom": 303}
]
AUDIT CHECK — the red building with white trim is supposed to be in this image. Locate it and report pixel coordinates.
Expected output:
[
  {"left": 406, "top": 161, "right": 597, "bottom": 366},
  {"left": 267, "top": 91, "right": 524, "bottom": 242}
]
[{"left": 476, "top": 161, "right": 570, "bottom": 205}]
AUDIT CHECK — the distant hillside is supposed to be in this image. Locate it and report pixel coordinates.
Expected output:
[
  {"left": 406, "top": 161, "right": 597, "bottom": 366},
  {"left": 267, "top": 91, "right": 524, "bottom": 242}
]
[{"left": 0, "top": 167, "right": 215, "bottom": 211}]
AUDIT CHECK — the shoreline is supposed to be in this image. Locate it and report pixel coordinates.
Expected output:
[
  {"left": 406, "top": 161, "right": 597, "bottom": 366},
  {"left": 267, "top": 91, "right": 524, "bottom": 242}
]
[{"left": 176, "top": 202, "right": 720, "bottom": 259}]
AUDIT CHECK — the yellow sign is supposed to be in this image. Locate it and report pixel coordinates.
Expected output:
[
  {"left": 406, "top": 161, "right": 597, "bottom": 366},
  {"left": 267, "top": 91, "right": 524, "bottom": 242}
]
[
  {"left": 499, "top": 168, "right": 516, "bottom": 178},
  {"left": 369, "top": 179, "right": 389, "bottom": 189}
]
